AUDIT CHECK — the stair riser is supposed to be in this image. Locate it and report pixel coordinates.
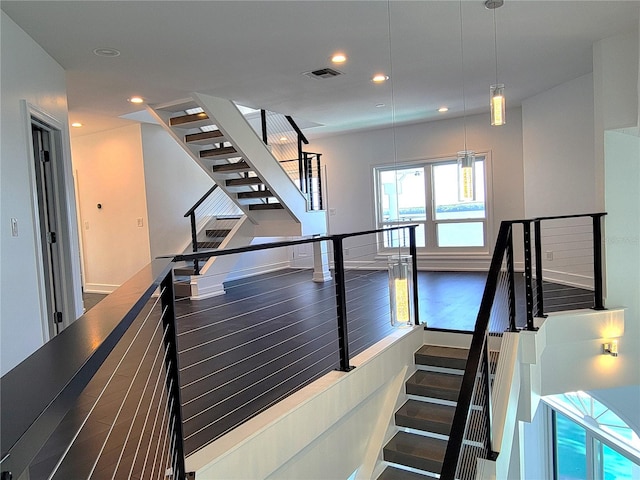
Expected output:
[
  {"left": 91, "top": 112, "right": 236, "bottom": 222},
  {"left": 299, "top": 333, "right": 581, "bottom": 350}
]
[{"left": 395, "top": 415, "right": 453, "bottom": 436}]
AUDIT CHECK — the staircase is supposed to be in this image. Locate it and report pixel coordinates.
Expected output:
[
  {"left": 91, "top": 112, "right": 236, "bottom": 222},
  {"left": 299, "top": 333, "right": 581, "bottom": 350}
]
[
  {"left": 147, "top": 94, "right": 327, "bottom": 298},
  {"left": 379, "top": 344, "right": 470, "bottom": 479},
  {"left": 147, "top": 94, "right": 326, "bottom": 237}
]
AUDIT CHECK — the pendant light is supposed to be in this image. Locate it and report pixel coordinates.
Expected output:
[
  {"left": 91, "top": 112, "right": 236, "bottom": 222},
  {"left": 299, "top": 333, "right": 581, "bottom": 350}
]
[
  {"left": 385, "top": 0, "right": 414, "bottom": 328},
  {"left": 458, "top": 1, "right": 476, "bottom": 202},
  {"left": 486, "top": 0, "right": 505, "bottom": 126}
]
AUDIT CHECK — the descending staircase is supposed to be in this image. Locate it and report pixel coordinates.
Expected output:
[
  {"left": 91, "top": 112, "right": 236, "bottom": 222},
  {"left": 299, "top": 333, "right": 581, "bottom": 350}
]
[{"left": 379, "top": 344, "right": 470, "bottom": 479}]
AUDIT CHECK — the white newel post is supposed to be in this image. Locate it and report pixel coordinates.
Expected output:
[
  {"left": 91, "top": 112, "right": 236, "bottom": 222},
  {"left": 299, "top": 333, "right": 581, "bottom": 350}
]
[{"left": 312, "top": 241, "right": 332, "bottom": 283}]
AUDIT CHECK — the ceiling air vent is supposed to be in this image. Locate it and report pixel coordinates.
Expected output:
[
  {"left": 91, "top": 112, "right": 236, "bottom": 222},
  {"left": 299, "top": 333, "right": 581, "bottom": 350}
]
[{"left": 303, "top": 67, "right": 343, "bottom": 79}]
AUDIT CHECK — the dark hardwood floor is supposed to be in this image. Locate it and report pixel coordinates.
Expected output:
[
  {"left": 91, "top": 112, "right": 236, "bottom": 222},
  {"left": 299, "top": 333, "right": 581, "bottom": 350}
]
[{"left": 41, "top": 269, "right": 593, "bottom": 474}]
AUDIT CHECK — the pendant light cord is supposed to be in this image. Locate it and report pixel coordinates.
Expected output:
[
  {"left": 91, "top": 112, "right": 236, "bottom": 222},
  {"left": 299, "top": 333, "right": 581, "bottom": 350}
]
[
  {"left": 386, "top": 0, "right": 402, "bottom": 255},
  {"left": 459, "top": 0, "right": 468, "bottom": 153},
  {"left": 493, "top": 6, "right": 499, "bottom": 86}
]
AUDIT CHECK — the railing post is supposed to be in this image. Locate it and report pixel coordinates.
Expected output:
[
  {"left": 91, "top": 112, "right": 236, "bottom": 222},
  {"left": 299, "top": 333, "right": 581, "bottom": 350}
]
[
  {"left": 592, "top": 214, "right": 605, "bottom": 310},
  {"left": 482, "top": 335, "right": 495, "bottom": 459},
  {"left": 409, "top": 226, "right": 420, "bottom": 326},
  {"left": 523, "top": 221, "right": 536, "bottom": 330},
  {"left": 297, "top": 136, "right": 305, "bottom": 193},
  {"left": 260, "top": 109, "right": 268, "bottom": 144},
  {"left": 305, "top": 153, "right": 313, "bottom": 210},
  {"left": 506, "top": 226, "right": 518, "bottom": 332},
  {"left": 316, "top": 153, "right": 323, "bottom": 210},
  {"left": 190, "top": 212, "right": 200, "bottom": 275},
  {"left": 332, "top": 236, "right": 353, "bottom": 372},
  {"left": 160, "top": 271, "right": 187, "bottom": 480},
  {"left": 533, "top": 220, "right": 545, "bottom": 317}
]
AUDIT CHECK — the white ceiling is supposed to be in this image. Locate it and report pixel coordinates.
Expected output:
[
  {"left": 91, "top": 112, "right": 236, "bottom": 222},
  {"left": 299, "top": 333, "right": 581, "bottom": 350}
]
[{"left": 2, "top": 1, "right": 639, "bottom": 138}]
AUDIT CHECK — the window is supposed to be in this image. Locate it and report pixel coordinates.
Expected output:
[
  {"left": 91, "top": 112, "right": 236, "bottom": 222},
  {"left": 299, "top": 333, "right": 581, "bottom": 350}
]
[
  {"left": 374, "top": 155, "right": 489, "bottom": 252},
  {"left": 546, "top": 391, "right": 640, "bottom": 480}
]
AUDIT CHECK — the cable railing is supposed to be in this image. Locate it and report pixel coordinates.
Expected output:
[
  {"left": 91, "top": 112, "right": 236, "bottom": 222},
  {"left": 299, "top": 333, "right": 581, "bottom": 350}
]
[
  {"left": 440, "top": 212, "right": 606, "bottom": 479},
  {"left": 1, "top": 213, "right": 606, "bottom": 479},
  {"left": 0, "top": 259, "right": 185, "bottom": 480},
  {"left": 1, "top": 226, "right": 418, "bottom": 478},
  {"left": 183, "top": 185, "right": 243, "bottom": 275},
  {"left": 235, "top": 103, "right": 325, "bottom": 211}
]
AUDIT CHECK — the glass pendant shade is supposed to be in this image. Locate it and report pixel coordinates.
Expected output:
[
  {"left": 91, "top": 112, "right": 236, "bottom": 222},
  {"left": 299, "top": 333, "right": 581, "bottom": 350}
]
[
  {"left": 490, "top": 84, "right": 506, "bottom": 126},
  {"left": 457, "top": 150, "right": 476, "bottom": 202},
  {"left": 388, "top": 255, "right": 414, "bottom": 327}
]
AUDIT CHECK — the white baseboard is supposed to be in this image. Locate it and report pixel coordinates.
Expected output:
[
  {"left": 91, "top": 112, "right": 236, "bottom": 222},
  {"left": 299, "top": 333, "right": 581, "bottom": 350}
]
[
  {"left": 541, "top": 269, "right": 594, "bottom": 290},
  {"left": 84, "top": 283, "right": 119, "bottom": 294}
]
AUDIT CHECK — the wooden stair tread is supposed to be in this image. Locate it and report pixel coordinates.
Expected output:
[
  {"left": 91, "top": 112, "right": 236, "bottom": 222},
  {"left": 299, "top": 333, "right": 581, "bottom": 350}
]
[
  {"left": 205, "top": 229, "right": 232, "bottom": 238},
  {"left": 196, "top": 241, "right": 222, "bottom": 249},
  {"left": 249, "top": 203, "right": 284, "bottom": 211},
  {"left": 201, "top": 146, "right": 238, "bottom": 159},
  {"left": 185, "top": 130, "right": 224, "bottom": 144},
  {"left": 170, "top": 112, "right": 210, "bottom": 127},
  {"left": 406, "top": 370, "right": 462, "bottom": 401},
  {"left": 211, "top": 161, "right": 252, "bottom": 173},
  {"left": 395, "top": 400, "right": 455, "bottom": 435},
  {"left": 237, "top": 190, "right": 274, "bottom": 199},
  {"left": 377, "top": 466, "right": 430, "bottom": 479},
  {"left": 226, "top": 177, "right": 264, "bottom": 187},
  {"left": 383, "top": 431, "right": 446, "bottom": 474},
  {"left": 415, "top": 345, "right": 469, "bottom": 370}
]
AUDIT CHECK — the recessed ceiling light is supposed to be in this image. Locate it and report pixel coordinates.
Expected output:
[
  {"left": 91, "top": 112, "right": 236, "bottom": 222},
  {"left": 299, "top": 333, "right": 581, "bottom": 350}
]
[
  {"left": 331, "top": 53, "right": 347, "bottom": 64},
  {"left": 128, "top": 96, "right": 144, "bottom": 104},
  {"left": 438, "top": 107, "right": 449, "bottom": 113},
  {"left": 279, "top": 136, "right": 288, "bottom": 142},
  {"left": 372, "top": 74, "right": 389, "bottom": 83},
  {"left": 71, "top": 122, "right": 83, "bottom": 128},
  {"left": 93, "top": 47, "right": 120, "bottom": 57},
  {"left": 375, "top": 103, "right": 386, "bottom": 108}
]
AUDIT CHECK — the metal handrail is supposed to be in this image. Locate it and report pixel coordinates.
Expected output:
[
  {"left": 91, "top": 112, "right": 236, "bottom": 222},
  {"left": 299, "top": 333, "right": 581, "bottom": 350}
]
[
  {"left": 1, "top": 225, "right": 419, "bottom": 479},
  {"left": 440, "top": 212, "right": 607, "bottom": 478}
]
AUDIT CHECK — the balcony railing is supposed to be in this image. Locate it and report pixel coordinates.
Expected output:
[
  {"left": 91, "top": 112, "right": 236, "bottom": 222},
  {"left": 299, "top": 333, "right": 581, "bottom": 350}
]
[
  {"left": 1, "top": 226, "right": 418, "bottom": 478},
  {"left": 1, "top": 213, "right": 606, "bottom": 479}
]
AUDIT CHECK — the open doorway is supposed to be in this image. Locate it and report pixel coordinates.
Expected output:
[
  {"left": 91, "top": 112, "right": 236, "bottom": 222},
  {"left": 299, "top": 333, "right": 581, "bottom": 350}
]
[
  {"left": 26, "top": 103, "right": 81, "bottom": 340},
  {"left": 31, "top": 121, "right": 65, "bottom": 337}
]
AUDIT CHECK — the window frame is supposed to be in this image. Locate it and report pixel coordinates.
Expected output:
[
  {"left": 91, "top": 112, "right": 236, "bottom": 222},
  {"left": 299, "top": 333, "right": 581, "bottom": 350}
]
[
  {"left": 545, "top": 393, "right": 640, "bottom": 480},
  {"left": 373, "top": 153, "right": 493, "bottom": 256}
]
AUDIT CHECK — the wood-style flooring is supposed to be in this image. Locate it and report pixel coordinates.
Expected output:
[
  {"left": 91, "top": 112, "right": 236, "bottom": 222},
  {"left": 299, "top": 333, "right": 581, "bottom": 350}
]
[{"left": 38, "top": 269, "right": 593, "bottom": 474}]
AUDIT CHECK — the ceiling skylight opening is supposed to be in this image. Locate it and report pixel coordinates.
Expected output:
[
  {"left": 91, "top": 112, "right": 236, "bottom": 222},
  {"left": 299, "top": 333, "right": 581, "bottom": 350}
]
[
  {"left": 185, "top": 107, "right": 204, "bottom": 115},
  {"left": 236, "top": 104, "right": 260, "bottom": 115},
  {"left": 331, "top": 53, "right": 347, "bottom": 64},
  {"left": 372, "top": 74, "right": 389, "bottom": 83}
]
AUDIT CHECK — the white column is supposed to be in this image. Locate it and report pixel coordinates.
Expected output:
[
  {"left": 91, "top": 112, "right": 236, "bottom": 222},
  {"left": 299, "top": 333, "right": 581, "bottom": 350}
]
[{"left": 312, "top": 240, "right": 332, "bottom": 283}]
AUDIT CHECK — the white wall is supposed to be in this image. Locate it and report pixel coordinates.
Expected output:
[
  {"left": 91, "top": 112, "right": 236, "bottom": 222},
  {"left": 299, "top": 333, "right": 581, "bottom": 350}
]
[
  {"left": 140, "top": 123, "right": 214, "bottom": 258},
  {"left": 522, "top": 73, "right": 597, "bottom": 217},
  {"left": 71, "top": 125, "right": 151, "bottom": 292},
  {"left": 0, "top": 12, "right": 82, "bottom": 374},
  {"left": 603, "top": 130, "right": 640, "bottom": 384},
  {"left": 308, "top": 109, "right": 525, "bottom": 269}
]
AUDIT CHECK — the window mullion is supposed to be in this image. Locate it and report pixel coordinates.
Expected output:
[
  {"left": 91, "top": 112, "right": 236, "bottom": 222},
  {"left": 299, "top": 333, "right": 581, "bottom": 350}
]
[{"left": 424, "top": 163, "right": 437, "bottom": 252}]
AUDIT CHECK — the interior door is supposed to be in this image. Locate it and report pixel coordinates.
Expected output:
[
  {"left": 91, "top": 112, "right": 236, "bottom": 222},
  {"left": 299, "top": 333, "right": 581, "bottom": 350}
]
[{"left": 32, "top": 122, "right": 65, "bottom": 336}]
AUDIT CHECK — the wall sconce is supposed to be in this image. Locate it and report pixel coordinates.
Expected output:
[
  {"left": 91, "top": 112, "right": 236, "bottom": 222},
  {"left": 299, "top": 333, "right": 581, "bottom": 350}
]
[
  {"left": 388, "top": 255, "right": 414, "bottom": 327},
  {"left": 457, "top": 150, "right": 476, "bottom": 202},
  {"left": 602, "top": 339, "right": 619, "bottom": 357}
]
